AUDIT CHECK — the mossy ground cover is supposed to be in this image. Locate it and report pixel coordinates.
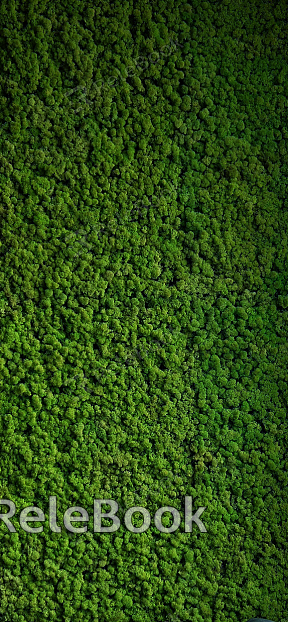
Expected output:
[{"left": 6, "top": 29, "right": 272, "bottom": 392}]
[{"left": 0, "top": 0, "right": 287, "bottom": 621}]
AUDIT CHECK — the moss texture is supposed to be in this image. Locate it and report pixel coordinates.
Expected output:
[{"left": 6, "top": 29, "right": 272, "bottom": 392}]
[{"left": 0, "top": 0, "right": 287, "bottom": 621}]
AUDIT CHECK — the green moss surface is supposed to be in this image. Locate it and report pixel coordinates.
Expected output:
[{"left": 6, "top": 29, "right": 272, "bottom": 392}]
[{"left": 0, "top": 0, "right": 287, "bottom": 621}]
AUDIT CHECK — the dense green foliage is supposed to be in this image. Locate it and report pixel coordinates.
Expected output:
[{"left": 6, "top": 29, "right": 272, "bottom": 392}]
[{"left": 0, "top": 0, "right": 287, "bottom": 621}]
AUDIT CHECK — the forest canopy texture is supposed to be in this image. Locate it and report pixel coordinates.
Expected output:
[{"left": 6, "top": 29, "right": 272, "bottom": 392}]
[{"left": 0, "top": 0, "right": 287, "bottom": 621}]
